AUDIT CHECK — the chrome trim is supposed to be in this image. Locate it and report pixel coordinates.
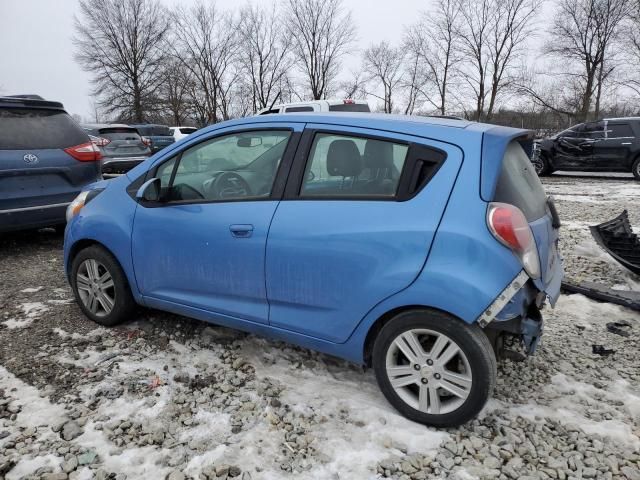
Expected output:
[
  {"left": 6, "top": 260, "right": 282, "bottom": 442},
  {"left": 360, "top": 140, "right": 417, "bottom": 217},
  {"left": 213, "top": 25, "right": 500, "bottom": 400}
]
[
  {"left": 477, "top": 270, "right": 529, "bottom": 328},
  {"left": 0, "top": 202, "right": 71, "bottom": 214}
]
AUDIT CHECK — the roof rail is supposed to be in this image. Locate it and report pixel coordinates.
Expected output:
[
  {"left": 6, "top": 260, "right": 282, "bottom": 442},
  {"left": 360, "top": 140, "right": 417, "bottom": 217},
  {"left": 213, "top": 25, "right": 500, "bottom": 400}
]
[{"left": 0, "top": 95, "right": 65, "bottom": 110}]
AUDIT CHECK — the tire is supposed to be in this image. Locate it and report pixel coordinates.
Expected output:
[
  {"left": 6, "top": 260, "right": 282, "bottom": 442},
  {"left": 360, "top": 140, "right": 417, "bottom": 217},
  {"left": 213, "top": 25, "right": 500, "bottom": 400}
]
[
  {"left": 633, "top": 158, "right": 640, "bottom": 180},
  {"left": 533, "top": 152, "right": 551, "bottom": 176},
  {"left": 372, "top": 309, "right": 496, "bottom": 428},
  {"left": 70, "top": 245, "right": 136, "bottom": 327}
]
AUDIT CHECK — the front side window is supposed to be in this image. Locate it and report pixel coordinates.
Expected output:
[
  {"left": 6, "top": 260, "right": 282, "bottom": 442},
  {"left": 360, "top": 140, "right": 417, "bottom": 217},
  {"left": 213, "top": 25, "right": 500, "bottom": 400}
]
[
  {"left": 160, "top": 130, "right": 291, "bottom": 202},
  {"left": 300, "top": 133, "right": 409, "bottom": 197}
]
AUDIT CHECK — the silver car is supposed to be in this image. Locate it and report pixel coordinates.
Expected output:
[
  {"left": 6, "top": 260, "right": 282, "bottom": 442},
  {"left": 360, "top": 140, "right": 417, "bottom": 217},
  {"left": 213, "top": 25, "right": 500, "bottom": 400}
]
[{"left": 83, "top": 124, "right": 151, "bottom": 174}]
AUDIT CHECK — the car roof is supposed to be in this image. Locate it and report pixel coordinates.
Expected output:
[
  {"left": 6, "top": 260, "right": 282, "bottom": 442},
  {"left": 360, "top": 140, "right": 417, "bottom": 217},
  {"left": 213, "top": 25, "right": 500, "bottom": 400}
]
[
  {"left": 82, "top": 123, "right": 132, "bottom": 130},
  {"left": 0, "top": 95, "right": 65, "bottom": 110},
  {"left": 211, "top": 112, "right": 525, "bottom": 142},
  {"left": 603, "top": 117, "right": 640, "bottom": 122}
]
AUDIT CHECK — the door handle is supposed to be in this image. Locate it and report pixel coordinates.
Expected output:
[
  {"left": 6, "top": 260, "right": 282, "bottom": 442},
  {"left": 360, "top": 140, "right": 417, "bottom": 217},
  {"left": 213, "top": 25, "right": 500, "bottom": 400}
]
[{"left": 229, "top": 224, "right": 254, "bottom": 238}]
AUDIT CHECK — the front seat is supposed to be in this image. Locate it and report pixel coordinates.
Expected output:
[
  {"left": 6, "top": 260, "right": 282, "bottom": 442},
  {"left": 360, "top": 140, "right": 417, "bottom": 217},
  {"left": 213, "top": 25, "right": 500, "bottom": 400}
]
[
  {"left": 362, "top": 139, "right": 396, "bottom": 194},
  {"left": 326, "top": 139, "right": 363, "bottom": 192}
]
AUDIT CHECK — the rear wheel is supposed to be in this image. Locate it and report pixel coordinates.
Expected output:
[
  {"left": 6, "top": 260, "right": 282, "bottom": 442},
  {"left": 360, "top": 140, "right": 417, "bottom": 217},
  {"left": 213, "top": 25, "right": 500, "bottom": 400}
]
[
  {"left": 70, "top": 245, "right": 135, "bottom": 326},
  {"left": 372, "top": 309, "right": 496, "bottom": 428}
]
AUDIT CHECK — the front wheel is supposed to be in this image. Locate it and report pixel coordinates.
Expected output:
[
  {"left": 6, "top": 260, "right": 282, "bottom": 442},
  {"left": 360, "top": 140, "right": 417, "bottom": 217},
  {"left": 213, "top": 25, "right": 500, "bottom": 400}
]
[
  {"left": 372, "top": 310, "right": 496, "bottom": 428},
  {"left": 70, "top": 245, "right": 136, "bottom": 326},
  {"left": 532, "top": 152, "right": 551, "bottom": 176},
  {"left": 632, "top": 158, "right": 640, "bottom": 180}
]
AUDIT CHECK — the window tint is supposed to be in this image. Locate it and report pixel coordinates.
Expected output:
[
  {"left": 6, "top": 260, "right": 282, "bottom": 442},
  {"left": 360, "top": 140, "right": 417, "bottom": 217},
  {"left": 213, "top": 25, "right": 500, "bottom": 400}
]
[
  {"left": 301, "top": 133, "right": 408, "bottom": 197},
  {"left": 494, "top": 141, "right": 547, "bottom": 221},
  {"left": 580, "top": 121, "right": 605, "bottom": 139},
  {"left": 0, "top": 108, "right": 88, "bottom": 150},
  {"left": 98, "top": 128, "right": 142, "bottom": 141},
  {"left": 163, "top": 130, "right": 291, "bottom": 202},
  {"left": 328, "top": 103, "right": 371, "bottom": 112},
  {"left": 607, "top": 123, "right": 634, "bottom": 138},
  {"left": 285, "top": 106, "right": 314, "bottom": 112}
]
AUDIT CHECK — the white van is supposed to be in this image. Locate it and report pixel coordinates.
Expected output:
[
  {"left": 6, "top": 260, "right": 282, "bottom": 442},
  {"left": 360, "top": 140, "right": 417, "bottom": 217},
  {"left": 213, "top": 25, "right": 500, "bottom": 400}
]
[{"left": 256, "top": 99, "right": 370, "bottom": 115}]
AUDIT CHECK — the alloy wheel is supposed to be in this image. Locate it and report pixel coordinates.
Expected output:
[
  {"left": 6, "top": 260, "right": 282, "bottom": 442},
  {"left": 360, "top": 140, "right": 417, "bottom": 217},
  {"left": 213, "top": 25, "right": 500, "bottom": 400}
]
[
  {"left": 76, "top": 259, "right": 116, "bottom": 317},
  {"left": 531, "top": 156, "right": 545, "bottom": 175},
  {"left": 385, "top": 329, "right": 473, "bottom": 415}
]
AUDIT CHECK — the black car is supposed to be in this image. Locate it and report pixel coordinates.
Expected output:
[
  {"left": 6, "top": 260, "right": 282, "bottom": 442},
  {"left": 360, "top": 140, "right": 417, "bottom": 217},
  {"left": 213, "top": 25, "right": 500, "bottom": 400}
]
[
  {"left": 0, "top": 95, "right": 101, "bottom": 232},
  {"left": 535, "top": 118, "right": 640, "bottom": 179}
]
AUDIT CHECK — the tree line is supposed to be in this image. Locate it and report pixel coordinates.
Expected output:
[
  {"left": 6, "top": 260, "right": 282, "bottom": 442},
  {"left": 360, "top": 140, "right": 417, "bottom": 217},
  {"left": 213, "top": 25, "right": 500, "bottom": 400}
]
[{"left": 74, "top": 0, "right": 640, "bottom": 132}]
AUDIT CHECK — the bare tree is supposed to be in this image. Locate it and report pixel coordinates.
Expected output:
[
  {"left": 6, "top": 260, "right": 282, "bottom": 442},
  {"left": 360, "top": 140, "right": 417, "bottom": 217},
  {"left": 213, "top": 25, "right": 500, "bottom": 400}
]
[
  {"left": 405, "top": 0, "right": 462, "bottom": 115},
  {"left": 160, "top": 58, "right": 194, "bottom": 126},
  {"left": 171, "top": 2, "right": 239, "bottom": 125},
  {"left": 238, "top": 3, "right": 292, "bottom": 112},
  {"left": 523, "top": 0, "right": 631, "bottom": 122},
  {"left": 285, "top": 0, "right": 356, "bottom": 100},
  {"left": 362, "top": 41, "right": 405, "bottom": 113},
  {"left": 457, "top": 0, "right": 540, "bottom": 121},
  {"left": 338, "top": 71, "right": 368, "bottom": 100},
  {"left": 74, "top": 0, "right": 170, "bottom": 122}
]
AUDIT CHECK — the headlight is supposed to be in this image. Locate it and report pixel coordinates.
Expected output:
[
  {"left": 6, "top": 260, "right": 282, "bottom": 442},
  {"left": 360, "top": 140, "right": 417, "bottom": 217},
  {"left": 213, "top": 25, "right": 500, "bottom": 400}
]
[{"left": 66, "top": 189, "right": 104, "bottom": 222}]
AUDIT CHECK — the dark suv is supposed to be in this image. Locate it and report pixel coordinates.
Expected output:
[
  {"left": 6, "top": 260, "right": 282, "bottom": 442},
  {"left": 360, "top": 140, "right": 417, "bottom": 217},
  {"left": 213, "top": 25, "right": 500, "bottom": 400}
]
[
  {"left": 535, "top": 118, "right": 640, "bottom": 179},
  {"left": 0, "top": 96, "right": 101, "bottom": 232}
]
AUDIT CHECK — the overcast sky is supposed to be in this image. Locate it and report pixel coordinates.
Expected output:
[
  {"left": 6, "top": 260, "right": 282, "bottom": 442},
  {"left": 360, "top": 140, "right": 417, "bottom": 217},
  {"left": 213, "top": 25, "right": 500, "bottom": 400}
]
[{"left": 0, "top": 0, "right": 549, "bottom": 119}]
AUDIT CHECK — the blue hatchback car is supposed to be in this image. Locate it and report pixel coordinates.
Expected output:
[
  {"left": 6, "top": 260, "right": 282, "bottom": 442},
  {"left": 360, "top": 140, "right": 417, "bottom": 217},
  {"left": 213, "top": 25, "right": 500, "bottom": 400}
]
[{"left": 63, "top": 113, "right": 562, "bottom": 427}]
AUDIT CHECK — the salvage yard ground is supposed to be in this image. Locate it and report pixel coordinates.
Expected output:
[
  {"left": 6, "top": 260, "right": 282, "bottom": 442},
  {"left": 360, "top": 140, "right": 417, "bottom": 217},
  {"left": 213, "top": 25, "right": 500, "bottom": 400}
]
[{"left": 0, "top": 175, "right": 639, "bottom": 480}]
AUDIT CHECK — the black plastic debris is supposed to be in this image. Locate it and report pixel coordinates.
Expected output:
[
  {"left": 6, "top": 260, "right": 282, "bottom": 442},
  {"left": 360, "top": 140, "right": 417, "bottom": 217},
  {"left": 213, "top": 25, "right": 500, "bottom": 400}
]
[
  {"left": 606, "top": 320, "right": 632, "bottom": 337},
  {"left": 590, "top": 210, "right": 640, "bottom": 276},
  {"left": 592, "top": 345, "right": 615, "bottom": 356},
  {"left": 561, "top": 279, "right": 640, "bottom": 312}
]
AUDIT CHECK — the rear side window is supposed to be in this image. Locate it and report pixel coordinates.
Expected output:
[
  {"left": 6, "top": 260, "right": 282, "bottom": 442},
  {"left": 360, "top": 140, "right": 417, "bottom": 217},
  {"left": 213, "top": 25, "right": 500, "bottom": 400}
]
[
  {"left": 607, "top": 123, "right": 634, "bottom": 138},
  {"left": 301, "top": 133, "right": 408, "bottom": 197},
  {"left": 494, "top": 141, "right": 547, "bottom": 221},
  {"left": 0, "top": 108, "right": 88, "bottom": 150},
  {"left": 328, "top": 103, "right": 371, "bottom": 112}
]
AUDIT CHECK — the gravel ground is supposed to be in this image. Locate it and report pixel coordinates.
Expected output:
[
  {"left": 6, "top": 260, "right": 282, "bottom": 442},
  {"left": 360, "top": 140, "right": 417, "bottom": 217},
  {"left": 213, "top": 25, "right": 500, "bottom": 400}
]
[{"left": 0, "top": 174, "right": 639, "bottom": 480}]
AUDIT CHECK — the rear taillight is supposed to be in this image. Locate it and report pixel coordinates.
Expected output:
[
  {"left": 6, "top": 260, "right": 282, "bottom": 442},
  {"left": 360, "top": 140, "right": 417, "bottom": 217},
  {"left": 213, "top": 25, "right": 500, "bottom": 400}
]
[
  {"left": 92, "top": 136, "right": 110, "bottom": 147},
  {"left": 64, "top": 142, "right": 102, "bottom": 162},
  {"left": 487, "top": 202, "right": 540, "bottom": 278},
  {"left": 141, "top": 136, "right": 152, "bottom": 147}
]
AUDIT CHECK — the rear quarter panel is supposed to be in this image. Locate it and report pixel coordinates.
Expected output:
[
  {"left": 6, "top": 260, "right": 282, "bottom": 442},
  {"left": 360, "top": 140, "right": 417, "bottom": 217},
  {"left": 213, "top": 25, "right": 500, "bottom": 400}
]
[{"left": 340, "top": 133, "right": 523, "bottom": 362}]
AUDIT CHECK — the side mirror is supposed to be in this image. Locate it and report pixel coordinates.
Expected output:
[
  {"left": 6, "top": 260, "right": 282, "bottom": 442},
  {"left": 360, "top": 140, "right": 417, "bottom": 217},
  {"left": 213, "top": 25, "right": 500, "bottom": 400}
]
[{"left": 136, "top": 178, "right": 161, "bottom": 202}]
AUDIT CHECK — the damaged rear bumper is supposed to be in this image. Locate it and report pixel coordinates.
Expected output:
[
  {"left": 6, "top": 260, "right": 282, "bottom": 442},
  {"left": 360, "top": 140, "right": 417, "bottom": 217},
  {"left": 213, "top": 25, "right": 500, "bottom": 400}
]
[{"left": 478, "top": 270, "right": 549, "bottom": 354}]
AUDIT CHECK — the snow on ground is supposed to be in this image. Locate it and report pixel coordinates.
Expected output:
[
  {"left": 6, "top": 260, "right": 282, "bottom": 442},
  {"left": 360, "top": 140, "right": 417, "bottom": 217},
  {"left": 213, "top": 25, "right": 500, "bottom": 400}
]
[{"left": 0, "top": 174, "right": 638, "bottom": 480}]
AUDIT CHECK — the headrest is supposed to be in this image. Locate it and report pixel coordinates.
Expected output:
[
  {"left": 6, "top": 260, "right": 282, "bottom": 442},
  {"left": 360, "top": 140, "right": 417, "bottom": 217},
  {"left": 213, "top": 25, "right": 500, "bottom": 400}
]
[
  {"left": 364, "top": 139, "right": 394, "bottom": 169},
  {"left": 326, "top": 140, "right": 363, "bottom": 177}
]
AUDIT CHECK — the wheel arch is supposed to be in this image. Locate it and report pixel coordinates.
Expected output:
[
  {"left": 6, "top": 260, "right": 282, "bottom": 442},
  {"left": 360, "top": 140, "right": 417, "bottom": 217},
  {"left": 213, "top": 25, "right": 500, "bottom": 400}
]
[{"left": 362, "top": 305, "right": 463, "bottom": 367}]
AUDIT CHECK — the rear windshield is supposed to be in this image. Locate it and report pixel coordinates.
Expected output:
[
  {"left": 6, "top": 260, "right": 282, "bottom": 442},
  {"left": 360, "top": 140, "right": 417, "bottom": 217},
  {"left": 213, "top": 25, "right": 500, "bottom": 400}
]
[
  {"left": 135, "top": 125, "right": 172, "bottom": 136},
  {"left": 0, "top": 108, "right": 88, "bottom": 150},
  {"left": 180, "top": 127, "right": 197, "bottom": 134},
  {"left": 98, "top": 128, "right": 142, "bottom": 141},
  {"left": 494, "top": 141, "right": 547, "bottom": 221},
  {"left": 329, "top": 103, "right": 371, "bottom": 112}
]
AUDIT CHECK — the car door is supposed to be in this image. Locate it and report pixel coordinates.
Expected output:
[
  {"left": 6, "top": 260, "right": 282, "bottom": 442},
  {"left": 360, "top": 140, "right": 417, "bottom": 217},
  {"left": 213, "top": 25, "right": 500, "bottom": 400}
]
[
  {"left": 593, "top": 122, "right": 636, "bottom": 171},
  {"left": 552, "top": 123, "right": 594, "bottom": 170},
  {"left": 131, "top": 124, "right": 302, "bottom": 324},
  {"left": 265, "top": 125, "right": 463, "bottom": 343}
]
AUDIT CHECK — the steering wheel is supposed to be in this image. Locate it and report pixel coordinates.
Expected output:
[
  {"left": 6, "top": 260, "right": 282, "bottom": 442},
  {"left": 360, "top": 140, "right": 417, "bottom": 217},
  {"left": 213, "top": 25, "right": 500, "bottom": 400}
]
[
  {"left": 172, "top": 183, "right": 205, "bottom": 201},
  {"left": 206, "top": 172, "right": 252, "bottom": 200}
]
